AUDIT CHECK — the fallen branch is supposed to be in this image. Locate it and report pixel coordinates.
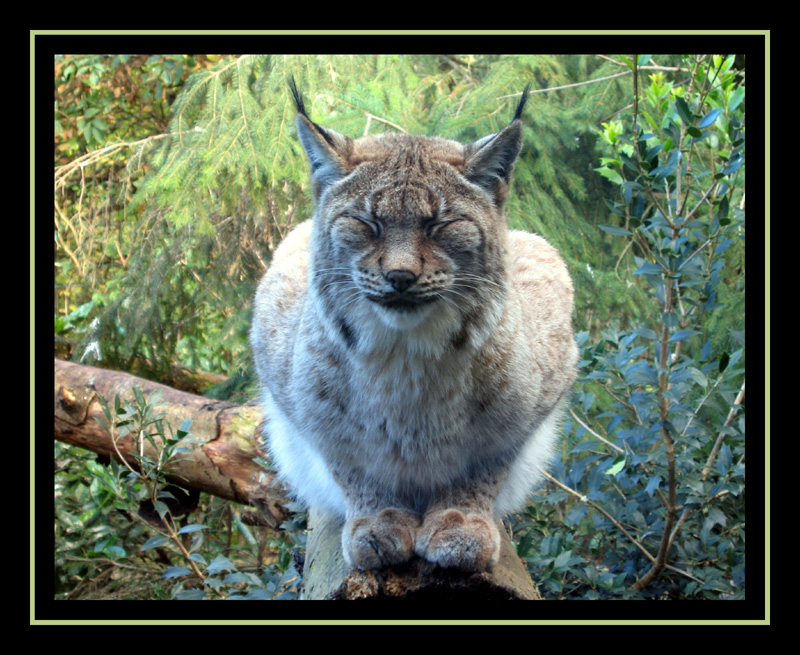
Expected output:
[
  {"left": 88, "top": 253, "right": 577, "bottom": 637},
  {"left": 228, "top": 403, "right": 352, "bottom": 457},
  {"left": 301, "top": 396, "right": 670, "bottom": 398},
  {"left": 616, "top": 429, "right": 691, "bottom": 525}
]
[{"left": 54, "top": 357, "right": 287, "bottom": 527}]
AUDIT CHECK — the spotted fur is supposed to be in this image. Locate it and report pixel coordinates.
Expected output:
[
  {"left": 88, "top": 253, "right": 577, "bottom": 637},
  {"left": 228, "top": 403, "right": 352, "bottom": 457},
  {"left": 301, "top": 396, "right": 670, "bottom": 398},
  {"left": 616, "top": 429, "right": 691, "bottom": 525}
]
[{"left": 251, "top": 83, "right": 578, "bottom": 571}]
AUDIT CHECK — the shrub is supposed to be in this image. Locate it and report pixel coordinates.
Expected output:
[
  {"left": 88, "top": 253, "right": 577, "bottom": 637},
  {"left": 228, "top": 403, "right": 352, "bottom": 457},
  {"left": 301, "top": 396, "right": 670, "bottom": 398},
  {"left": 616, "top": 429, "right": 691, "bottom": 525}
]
[{"left": 516, "top": 55, "right": 746, "bottom": 599}]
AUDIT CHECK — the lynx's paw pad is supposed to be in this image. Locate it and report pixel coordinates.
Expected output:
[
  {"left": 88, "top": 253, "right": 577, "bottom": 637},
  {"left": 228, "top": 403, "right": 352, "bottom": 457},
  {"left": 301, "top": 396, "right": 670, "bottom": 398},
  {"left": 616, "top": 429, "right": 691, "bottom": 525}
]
[
  {"left": 343, "top": 508, "right": 421, "bottom": 571},
  {"left": 415, "top": 509, "right": 501, "bottom": 571}
]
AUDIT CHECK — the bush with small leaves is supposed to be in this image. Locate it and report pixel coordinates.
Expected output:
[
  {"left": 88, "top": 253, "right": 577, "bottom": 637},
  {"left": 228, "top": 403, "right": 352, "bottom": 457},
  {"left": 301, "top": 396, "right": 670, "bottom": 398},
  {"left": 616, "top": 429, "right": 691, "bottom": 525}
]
[{"left": 515, "top": 55, "right": 746, "bottom": 600}]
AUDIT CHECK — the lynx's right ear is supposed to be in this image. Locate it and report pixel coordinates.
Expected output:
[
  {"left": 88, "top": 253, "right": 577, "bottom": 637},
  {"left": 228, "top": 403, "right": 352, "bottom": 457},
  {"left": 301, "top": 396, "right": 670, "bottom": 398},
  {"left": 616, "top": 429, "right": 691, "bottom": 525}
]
[{"left": 288, "top": 78, "right": 353, "bottom": 199}]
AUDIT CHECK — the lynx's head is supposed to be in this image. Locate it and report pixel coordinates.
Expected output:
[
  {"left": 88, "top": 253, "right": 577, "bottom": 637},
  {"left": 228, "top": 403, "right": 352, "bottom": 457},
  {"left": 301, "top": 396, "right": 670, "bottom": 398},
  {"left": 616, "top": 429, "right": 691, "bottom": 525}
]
[{"left": 290, "top": 79, "right": 529, "bottom": 353}]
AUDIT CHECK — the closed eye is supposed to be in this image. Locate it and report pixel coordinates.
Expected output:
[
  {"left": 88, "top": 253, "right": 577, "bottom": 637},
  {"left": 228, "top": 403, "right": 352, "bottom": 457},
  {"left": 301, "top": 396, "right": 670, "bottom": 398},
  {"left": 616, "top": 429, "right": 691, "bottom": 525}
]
[
  {"left": 425, "top": 218, "right": 463, "bottom": 237},
  {"left": 350, "top": 215, "right": 382, "bottom": 237}
]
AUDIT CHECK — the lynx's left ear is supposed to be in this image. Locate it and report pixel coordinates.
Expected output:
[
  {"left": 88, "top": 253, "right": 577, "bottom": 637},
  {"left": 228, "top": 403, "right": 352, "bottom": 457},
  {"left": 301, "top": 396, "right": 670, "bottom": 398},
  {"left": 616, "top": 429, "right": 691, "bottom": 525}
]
[
  {"left": 463, "top": 85, "right": 530, "bottom": 206},
  {"left": 288, "top": 77, "right": 353, "bottom": 200}
]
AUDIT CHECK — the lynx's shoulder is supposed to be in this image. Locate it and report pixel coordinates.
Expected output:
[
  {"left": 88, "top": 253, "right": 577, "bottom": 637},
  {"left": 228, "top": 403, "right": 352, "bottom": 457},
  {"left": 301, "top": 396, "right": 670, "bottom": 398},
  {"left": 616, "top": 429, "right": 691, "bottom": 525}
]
[
  {"left": 250, "top": 220, "right": 312, "bottom": 386},
  {"left": 510, "top": 229, "right": 574, "bottom": 312}
]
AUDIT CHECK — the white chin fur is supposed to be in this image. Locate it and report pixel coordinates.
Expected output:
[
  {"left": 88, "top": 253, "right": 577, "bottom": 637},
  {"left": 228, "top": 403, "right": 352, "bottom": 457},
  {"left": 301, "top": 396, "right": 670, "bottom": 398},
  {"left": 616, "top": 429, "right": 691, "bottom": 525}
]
[
  {"left": 371, "top": 302, "right": 437, "bottom": 330},
  {"left": 356, "top": 298, "right": 464, "bottom": 359}
]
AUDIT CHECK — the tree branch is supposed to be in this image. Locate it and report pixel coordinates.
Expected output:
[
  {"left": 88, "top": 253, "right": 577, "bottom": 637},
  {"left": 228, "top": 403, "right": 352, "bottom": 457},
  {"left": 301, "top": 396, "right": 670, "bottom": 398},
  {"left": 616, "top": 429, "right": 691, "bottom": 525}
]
[
  {"left": 54, "top": 357, "right": 288, "bottom": 527},
  {"left": 702, "top": 379, "right": 746, "bottom": 480}
]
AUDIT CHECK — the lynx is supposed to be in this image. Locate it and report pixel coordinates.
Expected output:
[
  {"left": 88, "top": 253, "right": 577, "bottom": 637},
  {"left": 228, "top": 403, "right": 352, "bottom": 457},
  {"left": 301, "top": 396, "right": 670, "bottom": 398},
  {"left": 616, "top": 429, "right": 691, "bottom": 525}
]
[{"left": 251, "top": 81, "right": 578, "bottom": 572}]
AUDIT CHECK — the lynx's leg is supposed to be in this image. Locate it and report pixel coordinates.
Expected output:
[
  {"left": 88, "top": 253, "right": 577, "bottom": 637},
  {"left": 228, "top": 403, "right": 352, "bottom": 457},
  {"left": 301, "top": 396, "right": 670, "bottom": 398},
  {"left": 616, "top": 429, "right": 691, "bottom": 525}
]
[
  {"left": 415, "top": 470, "right": 506, "bottom": 571},
  {"left": 337, "top": 478, "right": 421, "bottom": 570},
  {"left": 343, "top": 507, "right": 422, "bottom": 570}
]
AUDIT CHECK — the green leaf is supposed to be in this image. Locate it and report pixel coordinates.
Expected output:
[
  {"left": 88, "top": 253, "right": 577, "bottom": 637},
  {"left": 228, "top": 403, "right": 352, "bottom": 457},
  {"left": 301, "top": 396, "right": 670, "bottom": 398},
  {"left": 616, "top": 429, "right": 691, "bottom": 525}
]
[
  {"left": 163, "top": 566, "right": 191, "bottom": 579},
  {"left": 618, "top": 55, "right": 634, "bottom": 71},
  {"left": 132, "top": 384, "right": 146, "bottom": 409},
  {"left": 728, "top": 87, "right": 745, "bottom": 113},
  {"left": 632, "top": 327, "right": 659, "bottom": 340},
  {"left": 649, "top": 162, "right": 676, "bottom": 181},
  {"left": 722, "top": 155, "right": 744, "bottom": 176},
  {"left": 706, "top": 506, "right": 728, "bottom": 528},
  {"left": 102, "top": 545, "right": 127, "bottom": 559},
  {"left": 644, "top": 144, "right": 663, "bottom": 162},
  {"left": 674, "top": 97, "right": 695, "bottom": 125},
  {"left": 178, "top": 523, "right": 208, "bottom": 534},
  {"left": 645, "top": 474, "right": 662, "bottom": 496},
  {"left": 187, "top": 552, "right": 207, "bottom": 566},
  {"left": 175, "top": 589, "right": 207, "bottom": 600},
  {"left": 595, "top": 166, "right": 624, "bottom": 185},
  {"left": 634, "top": 262, "right": 664, "bottom": 276},
  {"left": 141, "top": 534, "right": 169, "bottom": 552},
  {"left": 698, "top": 108, "right": 722, "bottom": 129},
  {"left": 716, "top": 196, "right": 730, "bottom": 223},
  {"left": 669, "top": 329, "right": 700, "bottom": 342},
  {"left": 177, "top": 417, "right": 193, "bottom": 438},
  {"left": 605, "top": 455, "right": 626, "bottom": 476},
  {"left": 206, "top": 554, "right": 237, "bottom": 575},
  {"left": 91, "top": 118, "right": 108, "bottom": 134},
  {"left": 153, "top": 500, "right": 170, "bottom": 519},
  {"left": 718, "top": 444, "right": 733, "bottom": 473},
  {"left": 687, "top": 367, "right": 708, "bottom": 388},
  {"left": 553, "top": 550, "right": 574, "bottom": 570},
  {"left": 599, "top": 224, "right": 631, "bottom": 237}
]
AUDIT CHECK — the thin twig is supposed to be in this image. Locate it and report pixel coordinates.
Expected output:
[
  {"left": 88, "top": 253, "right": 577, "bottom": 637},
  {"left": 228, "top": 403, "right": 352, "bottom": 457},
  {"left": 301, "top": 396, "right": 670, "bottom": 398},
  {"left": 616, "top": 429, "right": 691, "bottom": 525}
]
[
  {"left": 543, "top": 472, "right": 703, "bottom": 584},
  {"left": 702, "top": 379, "right": 746, "bottom": 480},
  {"left": 632, "top": 55, "right": 639, "bottom": 133},
  {"left": 499, "top": 60, "right": 693, "bottom": 101},
  {"left": 544, "top": 471, "right": 652, "bottom": 562},
  {"left": 569, "top": 408, "right": 624, "bottom": 453},
  {"left": 632, "top": 256, "right": 679, "bottom": 592},
  {"left": 595, "top": 55, "right": 691, "bottom": 73}
]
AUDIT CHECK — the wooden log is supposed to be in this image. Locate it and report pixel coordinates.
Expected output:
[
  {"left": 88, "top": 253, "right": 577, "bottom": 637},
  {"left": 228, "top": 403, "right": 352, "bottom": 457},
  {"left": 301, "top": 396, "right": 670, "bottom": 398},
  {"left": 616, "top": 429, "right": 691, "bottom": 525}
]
[
  {"left": 302, "top": 509, "right": 543, "bottom": 600},
  {"left": 54, "top": 357, "right": 288, "bottom": 528}
]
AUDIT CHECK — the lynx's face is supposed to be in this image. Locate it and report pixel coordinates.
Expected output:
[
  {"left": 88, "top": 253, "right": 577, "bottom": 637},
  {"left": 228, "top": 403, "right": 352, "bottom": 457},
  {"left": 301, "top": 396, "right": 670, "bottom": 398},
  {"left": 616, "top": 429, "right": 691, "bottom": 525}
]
[{"left": 313, "top": 135, "right": 505, "bottom": 331}]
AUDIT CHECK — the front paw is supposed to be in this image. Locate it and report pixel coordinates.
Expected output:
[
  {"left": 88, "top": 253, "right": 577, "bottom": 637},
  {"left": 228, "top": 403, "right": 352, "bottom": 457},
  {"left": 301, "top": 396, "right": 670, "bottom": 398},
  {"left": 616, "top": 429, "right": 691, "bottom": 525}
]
[
  {"left": 342, "top": 508, "right": 421, "bottom": 571},
  {"left": 415, "top": 509, "right": 501, "bottom": 571}
]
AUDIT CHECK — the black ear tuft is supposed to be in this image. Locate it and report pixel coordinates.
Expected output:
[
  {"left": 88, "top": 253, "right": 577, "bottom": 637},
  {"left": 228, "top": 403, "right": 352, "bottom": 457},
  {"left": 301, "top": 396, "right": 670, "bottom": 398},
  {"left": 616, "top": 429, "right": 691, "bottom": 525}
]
[
  {"left": 287, "top": 76, "right": 307, "bottom": 118},
  {"left": 512, "top": 83, "right": 531, "bottom": 122},
  {"left": 289, "top": 78, "right": 353, "bottom": 197}
]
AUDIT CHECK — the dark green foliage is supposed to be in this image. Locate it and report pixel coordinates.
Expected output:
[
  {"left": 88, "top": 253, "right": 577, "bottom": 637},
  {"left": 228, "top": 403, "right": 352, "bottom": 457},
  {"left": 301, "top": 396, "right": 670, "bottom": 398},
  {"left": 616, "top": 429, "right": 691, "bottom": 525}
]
[{"left": 515, "top": 55, "right": 746, "bottom": 599}]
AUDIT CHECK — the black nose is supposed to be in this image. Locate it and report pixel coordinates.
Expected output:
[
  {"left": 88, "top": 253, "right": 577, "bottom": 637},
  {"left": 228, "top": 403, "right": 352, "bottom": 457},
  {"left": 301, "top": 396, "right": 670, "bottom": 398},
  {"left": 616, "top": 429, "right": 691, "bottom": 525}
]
[{"left": 385, "top": 269, "right": 417, "bottom": 293}]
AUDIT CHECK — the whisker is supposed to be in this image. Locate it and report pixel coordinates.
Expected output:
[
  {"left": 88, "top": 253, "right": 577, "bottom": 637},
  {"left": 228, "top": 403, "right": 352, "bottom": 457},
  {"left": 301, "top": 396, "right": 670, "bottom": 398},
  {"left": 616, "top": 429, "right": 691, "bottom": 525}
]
[
  {"left": 313, "top": 266, "right": 354, "bottom": 276},
  {"left": 443, "top": 288, "right": 477, "bottom": 305},
  {"left": 319, "top": 281, "right": 361, "bottom": 297},
  {"left": 433, "top": 292, "right": 460, "bottom": 311},
  {"left": 455, "top": 272, "right": 506, "bottom": 291}
]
